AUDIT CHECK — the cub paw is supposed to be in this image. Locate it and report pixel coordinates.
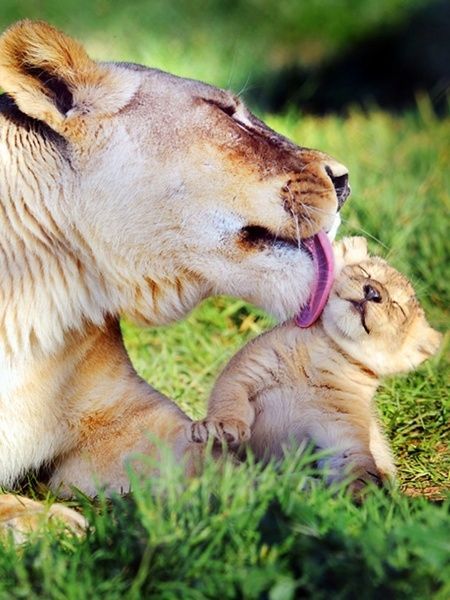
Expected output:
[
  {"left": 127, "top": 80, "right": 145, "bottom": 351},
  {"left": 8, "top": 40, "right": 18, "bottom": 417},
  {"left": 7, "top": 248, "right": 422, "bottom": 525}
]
[{"left": 190, "top": 418, "right": 251, "bottom": 446}]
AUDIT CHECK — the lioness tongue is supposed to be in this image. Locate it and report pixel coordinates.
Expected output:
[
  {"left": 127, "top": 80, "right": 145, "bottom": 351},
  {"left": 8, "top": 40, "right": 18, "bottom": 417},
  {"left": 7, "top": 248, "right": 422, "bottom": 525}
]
[{"left": 295, "top": 230, "right": 334, "bottom": 328}]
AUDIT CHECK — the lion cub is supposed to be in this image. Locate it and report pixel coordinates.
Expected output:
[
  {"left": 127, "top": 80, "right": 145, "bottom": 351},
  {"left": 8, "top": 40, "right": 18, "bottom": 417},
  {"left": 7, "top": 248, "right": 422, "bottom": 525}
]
[{"left": 190, "top": 237, "right": 442, "bottom": 488}]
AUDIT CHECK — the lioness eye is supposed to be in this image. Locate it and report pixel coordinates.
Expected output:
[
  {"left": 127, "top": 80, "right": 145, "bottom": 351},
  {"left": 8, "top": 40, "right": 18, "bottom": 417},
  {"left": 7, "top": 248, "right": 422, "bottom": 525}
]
[
  {"left": 203, "top": 98, "right": 236, "bottom": 117},
  {"left": 218, "top": 103, "right": 236, "bottom": 117}
]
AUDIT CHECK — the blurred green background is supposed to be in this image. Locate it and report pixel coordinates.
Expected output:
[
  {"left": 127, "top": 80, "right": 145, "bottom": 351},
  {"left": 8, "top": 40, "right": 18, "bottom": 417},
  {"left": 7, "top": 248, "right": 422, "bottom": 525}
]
[{"left": 1, "top": 0, "right": 448, "bottom": 114}]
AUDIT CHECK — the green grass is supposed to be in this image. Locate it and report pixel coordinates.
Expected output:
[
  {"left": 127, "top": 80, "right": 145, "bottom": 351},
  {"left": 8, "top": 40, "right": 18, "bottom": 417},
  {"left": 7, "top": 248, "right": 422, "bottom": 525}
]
[
  {"left": 3, "top": 106, "right": 447, "bottom": 600},
  {"left": 1, "top": 3, "right": 449, "bottom": 597},
  {"left": 2, "top": 454, "right": 450, "bottom": 599}
]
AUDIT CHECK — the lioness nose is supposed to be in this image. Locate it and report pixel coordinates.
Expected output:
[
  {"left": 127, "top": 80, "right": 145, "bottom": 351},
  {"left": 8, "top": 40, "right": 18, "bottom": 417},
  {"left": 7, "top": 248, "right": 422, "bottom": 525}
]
[{"left": 325, "top": 164, "right": 350, "bottom": 210}]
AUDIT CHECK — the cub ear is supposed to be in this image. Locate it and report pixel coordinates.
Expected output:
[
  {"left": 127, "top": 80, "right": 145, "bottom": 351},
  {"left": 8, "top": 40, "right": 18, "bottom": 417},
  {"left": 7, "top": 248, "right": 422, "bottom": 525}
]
[
  {"left": 396, "top": 311, "right": 444, "bottom": 373},
  {"left": 415, "top": 326, "right": 443, "bottom": 363},
  {"left": 0, "top": 20, "right": 139, "bottom": 137},
  {"left": 333, "top": 236, "right": 369, "bottom": 269}
]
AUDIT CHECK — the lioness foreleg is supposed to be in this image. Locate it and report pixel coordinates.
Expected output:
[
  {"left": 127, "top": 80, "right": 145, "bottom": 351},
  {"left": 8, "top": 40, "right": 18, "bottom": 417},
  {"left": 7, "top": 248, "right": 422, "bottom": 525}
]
[
  {"left": 0, "top": 494, "right": 87, "bottom": 543},
  {"left": 50, "top": 391, "right": 201, "bottom": 497}
]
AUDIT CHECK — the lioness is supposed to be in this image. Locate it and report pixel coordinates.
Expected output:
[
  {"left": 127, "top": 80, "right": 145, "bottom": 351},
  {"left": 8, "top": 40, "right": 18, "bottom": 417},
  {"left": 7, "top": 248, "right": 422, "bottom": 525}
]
[{"left": 0, "top": 20, "right": 349, "bottom": 535}]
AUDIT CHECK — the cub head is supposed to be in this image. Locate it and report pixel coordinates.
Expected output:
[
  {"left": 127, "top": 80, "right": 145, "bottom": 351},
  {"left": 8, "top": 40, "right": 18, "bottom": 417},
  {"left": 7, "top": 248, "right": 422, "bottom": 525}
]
[
  {"left": 322, "top": 237, "right": 442, "bottom": 375},
  {"left": 0, "top": 21, "right": 350, "bottom": 326}
]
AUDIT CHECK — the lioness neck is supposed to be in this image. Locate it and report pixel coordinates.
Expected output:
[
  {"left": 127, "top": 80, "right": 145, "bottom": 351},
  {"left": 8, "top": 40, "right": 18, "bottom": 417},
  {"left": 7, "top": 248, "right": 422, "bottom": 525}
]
[
  {"left": 0, "top": 103, "right": 115, "bottom": 355},
  {"left": 0, "top": 103, "right": 210, "bottom": 357}
]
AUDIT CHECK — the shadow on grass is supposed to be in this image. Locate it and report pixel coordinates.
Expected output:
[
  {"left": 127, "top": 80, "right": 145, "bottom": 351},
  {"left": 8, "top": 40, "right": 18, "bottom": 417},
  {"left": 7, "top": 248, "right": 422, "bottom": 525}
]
[{"left": 249, "top": 0, "right": 449, "bottom": 116}]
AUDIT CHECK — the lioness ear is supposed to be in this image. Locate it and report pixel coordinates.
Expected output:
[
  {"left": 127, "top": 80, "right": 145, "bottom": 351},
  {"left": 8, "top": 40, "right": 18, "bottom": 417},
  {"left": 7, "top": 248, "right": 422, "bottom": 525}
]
[
  {"left": 0, "top": 20, "right": 139, "bottom": 137},
  {"left": 333, "top": 236, "right": 369, "bottom": 269}
]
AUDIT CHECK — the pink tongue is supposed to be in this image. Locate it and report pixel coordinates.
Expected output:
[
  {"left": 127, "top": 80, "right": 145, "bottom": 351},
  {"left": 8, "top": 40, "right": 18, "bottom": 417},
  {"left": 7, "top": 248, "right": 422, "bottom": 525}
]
[{"left": 295, "top": 230, "right": 334, "bottom": 328}]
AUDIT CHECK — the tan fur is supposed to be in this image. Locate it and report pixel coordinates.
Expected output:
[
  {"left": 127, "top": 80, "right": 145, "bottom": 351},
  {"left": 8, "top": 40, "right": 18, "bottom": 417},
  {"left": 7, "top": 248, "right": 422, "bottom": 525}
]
[
  {"left": 191, "top": 237, "right": 442, "bottom": 491},
  {"left": 0, "top": 20, "right": 139, "bottom": 138},
  {"left": 0, "top": 495, "right": 87, "bottom": 544},
  {"left": 0, "top": 20, "right": 350, "bottom": 533}
]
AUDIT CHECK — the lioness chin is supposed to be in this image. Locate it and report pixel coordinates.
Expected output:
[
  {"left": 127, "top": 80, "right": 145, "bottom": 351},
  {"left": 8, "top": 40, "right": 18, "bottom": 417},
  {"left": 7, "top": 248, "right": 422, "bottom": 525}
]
[{"left": 0, "top": 20, "right": 349, "bottom": 533}]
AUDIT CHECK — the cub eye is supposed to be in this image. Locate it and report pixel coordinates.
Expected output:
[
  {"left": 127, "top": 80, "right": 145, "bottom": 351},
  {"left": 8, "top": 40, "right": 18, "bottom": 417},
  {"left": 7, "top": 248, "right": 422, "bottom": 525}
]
[
  {"left": 357, "top": 265, "right": 371, "bottom": 278},
  {"left": 392, "top": 300, "right": 407, "bottom": 319},
  {"left": 363, "top": 284, "right": 382, "bottom": 303}
]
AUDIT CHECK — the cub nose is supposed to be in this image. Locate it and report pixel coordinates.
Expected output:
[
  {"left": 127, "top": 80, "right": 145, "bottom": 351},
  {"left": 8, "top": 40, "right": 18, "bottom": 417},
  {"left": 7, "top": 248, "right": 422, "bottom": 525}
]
[
  {"left": 363, "top": 284, "right": 382, "bottom": 303},
  {"left": 325, "top": 165, "right": 350, "bottom": 210}
]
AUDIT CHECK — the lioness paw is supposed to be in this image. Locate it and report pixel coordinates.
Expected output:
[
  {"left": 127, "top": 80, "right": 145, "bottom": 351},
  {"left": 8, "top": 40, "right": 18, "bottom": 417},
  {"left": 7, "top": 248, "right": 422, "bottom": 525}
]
[
  {"left": 0, "top": 494, "right": 87, "bottom": 544},
  {"left": 190, "top": 418, "right": 250, "bottom": 446}
]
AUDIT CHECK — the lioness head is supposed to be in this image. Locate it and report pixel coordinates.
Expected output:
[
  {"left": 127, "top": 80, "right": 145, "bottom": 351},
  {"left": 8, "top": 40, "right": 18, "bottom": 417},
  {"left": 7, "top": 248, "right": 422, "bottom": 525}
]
[{"left": 0, "top": 21, "right": 349, "bottom": 338}]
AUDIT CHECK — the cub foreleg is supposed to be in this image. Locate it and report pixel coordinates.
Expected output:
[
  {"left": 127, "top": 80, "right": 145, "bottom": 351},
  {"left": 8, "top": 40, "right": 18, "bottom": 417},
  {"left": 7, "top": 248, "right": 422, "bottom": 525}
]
[{"left": 190, "top": 336, "right": 280, "bottom": 447}]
